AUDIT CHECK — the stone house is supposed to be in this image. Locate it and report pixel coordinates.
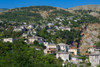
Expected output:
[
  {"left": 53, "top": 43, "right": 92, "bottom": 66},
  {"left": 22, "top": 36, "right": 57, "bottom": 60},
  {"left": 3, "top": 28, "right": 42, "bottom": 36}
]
[
  {"left": 59, "top": 26, "right": 71, "bottom": 31},
  {"left": 43, "top": 42, "right": 50, "bottom": 47},
  {"left": 13, "top": 27, "right": 22, "bottom": 32},
  {"left": 27, "top": 36, "right": 44, "bottom": 44},
  {"left": 88, "top": 47, "right": 100, "bottom": 54},
  {"left": 26, "top": 24, "right": 34, "bottom": 29},
  {"left": 56, "top": 52, "right": 69, "bottom": 62},
  {"left": 27, "top": 37, "right": 36, "bottom": 44},
  {"left": 68, "top": 47, "right": 78, "bottom": 55},
  {"left": 3, "top": 38, "right": 16, "bottom": 43},
  {"left": 22, "top": 33, "right": 28, "bottom": 38},
  {"left": 71, "top": 56, "right": 83, "bottom": 64},
  {"left": 44, "top": 44, "right": 58, "bottom": 54},
  {"left": 13, "top": 26, "right": 25, "bottom": 32},
  {"left": 63, "top": 27, "right": 71, "bottom": 31},
  {"left": 89, "top": 53, "right": 100, "bottom": 67},
  {"left": 57, "top": 43, "right": 69, "bottom": 52}
]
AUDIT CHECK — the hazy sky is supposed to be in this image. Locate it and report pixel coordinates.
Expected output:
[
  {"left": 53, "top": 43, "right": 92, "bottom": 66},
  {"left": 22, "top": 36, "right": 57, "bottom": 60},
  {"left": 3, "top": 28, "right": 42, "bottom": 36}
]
[{"left": 0, "top": 0, "right": 100, "bottom": 8}]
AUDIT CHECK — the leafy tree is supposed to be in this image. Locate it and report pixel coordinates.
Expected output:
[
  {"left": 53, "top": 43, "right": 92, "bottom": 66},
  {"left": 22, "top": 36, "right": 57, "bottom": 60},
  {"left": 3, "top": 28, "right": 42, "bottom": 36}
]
[{"left": 0, "top": 40, "right": 62, "bottom": 67}]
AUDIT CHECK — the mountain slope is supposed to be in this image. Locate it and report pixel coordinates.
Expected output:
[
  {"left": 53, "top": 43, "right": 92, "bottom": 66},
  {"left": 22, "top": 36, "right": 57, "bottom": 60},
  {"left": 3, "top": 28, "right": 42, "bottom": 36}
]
[
  {"left": 0, "top": 6, "right": 73, "bottom": 22},
  {"left": 0, "top": 8, "right": 8, "bottom": 12},
  {"left": 80, "top": 23, "right": 100, "bottom": 55},
  {"left": 68, "top": 5, "right": 100, "bottom": 11},
  {"left": 0, "top": 5, "right": 100, "bottom": 55},
  {"left": 67, "top": 5, "right": 100, "bottom": 18}
]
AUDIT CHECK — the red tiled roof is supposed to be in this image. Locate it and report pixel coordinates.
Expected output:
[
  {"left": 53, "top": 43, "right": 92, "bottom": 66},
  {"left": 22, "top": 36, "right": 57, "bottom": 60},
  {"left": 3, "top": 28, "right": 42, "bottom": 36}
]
[{"left": 72, "top": 46, "right": 77, "bottom": 49}]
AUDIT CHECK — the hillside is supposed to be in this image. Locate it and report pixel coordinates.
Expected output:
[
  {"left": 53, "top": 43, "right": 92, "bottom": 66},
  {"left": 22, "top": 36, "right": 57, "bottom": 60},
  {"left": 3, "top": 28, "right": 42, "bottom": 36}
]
[
  {"left": 0, "top": 8, "right": 8, "bottom": 12},
  {"left": 0, "top": 6, "right": 73, "bottom": 22},
  {"left": 80, "top": 23, "right": 100, "bottom": 55},
  {"left": 0, "top": 6, "right": 100, "bottom": 48},
  {"left": 67, "top": 5, "right": 100, "bottom": 18},
  {"left": 68, "top": 5, "right": 100, "bottom": 11}
]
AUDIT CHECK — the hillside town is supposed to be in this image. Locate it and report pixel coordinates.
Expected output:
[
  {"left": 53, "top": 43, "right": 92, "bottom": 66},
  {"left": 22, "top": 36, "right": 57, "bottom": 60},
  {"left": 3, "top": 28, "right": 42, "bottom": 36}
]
[{"left": 0, "top": 15, "right": 100, "bottom": 67}]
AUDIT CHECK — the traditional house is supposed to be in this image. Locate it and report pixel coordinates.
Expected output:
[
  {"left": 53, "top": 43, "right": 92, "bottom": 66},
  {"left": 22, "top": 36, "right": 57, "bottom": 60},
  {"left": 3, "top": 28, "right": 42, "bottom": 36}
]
[
  {"left": 56, "top": 52, "right": 69, "bottom": 62},
  {"left": 22, "top": 33, "right": 28, "bottom": 38},
  {"left": 89, "top": 53, "right": 100, "bottom": 67},
  {"left": 44, "top": 44, "right": 58, "bottom": 54},
  {"left": 13, "top": 26, "right": 25, "bottom": 32},
  {"left": 59, "top": 26, "right": 71, "bottom": 31},
  {"left": 27, "top": 24, "right": 34, "bottom": 29},
  {"left": 47, "top": 23, "right": 54, "bottom": 27},
  {"left": 27, "top": 36, "right": 44, "bottom": 44},
  {"left": 63, "top": 27, "right": 71, "bottom": 31},
  {"left": 88, "top": 47, "right": 100, "bottom": 54},
  {"left": 13, "top": 27, "right": 22, "bottom": 32},
  {"left": 27, "top": 37, "right": 37, "bottom": 44},
  {"left": 43, "top": 42, "right": 50, "bottom": 47},
  {"left": 57, "top": 43, "right": 69, "bottom": 52},
  {"left": 3, "top": 38, "right": 16, "bottom": 43},
  {"left": 71, "top": 56, "right": 83, "bottom": 64},
  {"left": 68, "top": 47, "right": 78, "bottom": 55}
]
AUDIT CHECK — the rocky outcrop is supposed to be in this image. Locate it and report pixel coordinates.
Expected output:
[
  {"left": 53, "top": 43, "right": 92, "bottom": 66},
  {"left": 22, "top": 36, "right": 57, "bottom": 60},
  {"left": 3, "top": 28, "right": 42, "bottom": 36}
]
[
  {"left": 89, "top": 12, "right": 100, "bottom": 17},
  {"left": 80, "top": 23, "right": 100, "bottom": 55}
]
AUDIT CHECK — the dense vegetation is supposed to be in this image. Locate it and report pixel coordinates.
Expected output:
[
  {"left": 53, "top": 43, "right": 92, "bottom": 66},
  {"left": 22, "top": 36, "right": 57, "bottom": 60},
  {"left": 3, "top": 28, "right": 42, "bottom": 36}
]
[
  {"left": 0, "top": 6, "right": 73, "bottom": 23},
  {"left": 0, "top": 26, "right": 22, "bottom": 38},
  {"left": 0, "top": 6, "right": 99, "bottom": 24},
  {"left": 0, "top": 40, "right": 62, "bottom": 67},
  {"left": 79, "top": 14, "right": 100, "bottom": 23},
  {"left": 95, "top": 41, "right": 100, "bottom": 47},
  {"left": 0, "top": 11, "right": 43, "bottom": 22},
  {"left": 37, "top": 28, "right": 81, "bottom": 44}
]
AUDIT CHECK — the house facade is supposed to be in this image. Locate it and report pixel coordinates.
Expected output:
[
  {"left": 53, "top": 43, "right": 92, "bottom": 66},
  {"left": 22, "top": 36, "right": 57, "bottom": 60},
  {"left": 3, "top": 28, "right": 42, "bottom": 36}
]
[
  {"left": 56, "top": 52, "right": 69, "bottom": 62},
  {"left": 89, "top": 53, "right": 100, "bottom": 67},
  {"left": 3, "top": 38, "right": 15, "bottom": 43},
  {"left": 68, "top": 47, "right": 78, "bottom": 55},
  {"left": 13, "top": 28, "right": 22, "bottom": 32},
  {"left": 27, "top": 37, "right": 36, "bottom": 44},
  {"left": 44, "top": 44, "right": 58, "bottom": 54},
  {"left": 88, "top": 47, "right": 100, "bottom": 54},
  {"left": 58, "top": 43, "right": 69, "bottom": 52},
  {"left": 71, "top": 56, "right": 83, "bottom": 64}
]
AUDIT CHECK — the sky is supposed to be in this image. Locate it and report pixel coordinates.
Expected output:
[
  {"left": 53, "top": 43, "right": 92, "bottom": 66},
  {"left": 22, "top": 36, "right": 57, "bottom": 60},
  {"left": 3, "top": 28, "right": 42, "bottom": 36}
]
[{"left": 0, "top": 0, "right": 100, "bottom": 9}]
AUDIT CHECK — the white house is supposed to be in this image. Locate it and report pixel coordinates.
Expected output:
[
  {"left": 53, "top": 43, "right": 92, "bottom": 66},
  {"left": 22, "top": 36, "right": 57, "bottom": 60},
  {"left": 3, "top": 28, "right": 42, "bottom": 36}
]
[
  {"left": 43, "top": 42, "right": 50, "bottom": 47},
  {"left": 27, "top": 36, "right": 44, "bottom": 44},
  {"left": 58, "top": 43, "right": 69, "bottom": 52},
  {"left": 88, "top": 47, "right": 100, "bottom": 54},
  {"left": 27, "top": 24, "right": 34, "bottom": 29},
  {"left": 13, "top": 28, "right": 22, "bottom": 32},
  {"left": 88, "top": 47, "right": 95, "bottom": 53},
  {"left": 89, "top": 53, "right": 100, "bottom": 67},
  {"left": 27, "top": 37, "right": 36, "bottom": 44},
  {"left": 59, "top": 26, "right": 71, "bottom": 31},
  {"left": 46, "top": 44, "right": 57, "bottom": 49},
  {"left": 56, "top": 52, "right": 69, "bottom": 62},
  {"left": 63, "top": 27, "right": 71, "bottom": 31},
  {"left": 44, "top": 44, "right": 58, "bottom": 54},
  {"left": 68, "top": 47, "right": 78, "bottom": 55},
  {"left": 13, "top": 26, "right": 25, "bottom": 32},
  {"left": 71, "top": 56, "right": 79, "bottom": 64},
  {"left": 71, "top": 56, "right": 83, "bottom": 64},
  {"left": 22, "top": 33, "right": 28, "bottom": 37},
  {"left": 3, "top": 38, "right": 15, "bottom": 43}
]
